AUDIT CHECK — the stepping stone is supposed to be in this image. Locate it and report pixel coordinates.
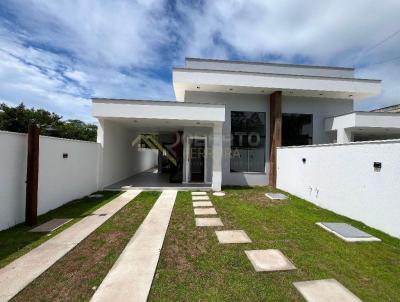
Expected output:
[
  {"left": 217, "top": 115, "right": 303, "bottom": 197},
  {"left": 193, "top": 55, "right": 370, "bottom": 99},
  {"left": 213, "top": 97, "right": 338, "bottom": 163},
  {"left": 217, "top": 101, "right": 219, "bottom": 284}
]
[
  {"left": 265, "top": 192, "right": 288, "bottom": 200},
  {"left": 192, "top": 196, "right": 210, "bottom": 201},
  {"left": 193, "top": 201, "right": 213, "bottom": 207},
  {"left": 316, "top": 222, "right": 381, "bottom": 242},
  {"left": 191, "top": 192, "right": 207, "bottom": 196},
  {"left": 213, "top": 192, "right": 226, "bottom": 197},
  {"left": 245, "top": 249, "right": 296, "bottom": 272},
  {"left": 194, "top": 207, "right": 217, "bottom": 216},
  {"left": 215, "top": 230, "right": 252, "bottom": 244},
  {"left": 293, "top": 279, "right": 363, "bottom": 302},
  {"left": 195, "top": 217, "right": 224, "bottom": 227},
  {"left": 29, "top": 218, "right": 72, "bottom": 233}
]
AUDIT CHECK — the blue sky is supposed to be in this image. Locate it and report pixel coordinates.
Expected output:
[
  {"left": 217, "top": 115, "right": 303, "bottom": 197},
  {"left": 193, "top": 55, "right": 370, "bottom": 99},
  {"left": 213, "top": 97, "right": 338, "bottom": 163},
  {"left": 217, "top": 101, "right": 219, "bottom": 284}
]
[{"left": 0, "top": 0, "right": 399, "bottom": 122}]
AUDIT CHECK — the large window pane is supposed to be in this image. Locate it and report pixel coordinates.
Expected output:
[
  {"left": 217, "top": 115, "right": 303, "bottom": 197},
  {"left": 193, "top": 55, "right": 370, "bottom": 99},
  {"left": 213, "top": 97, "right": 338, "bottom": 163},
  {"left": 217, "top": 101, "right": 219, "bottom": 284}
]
[
  {"left": 282, "top": 114, "right": 313, "bottom": 146},
  {"left": 230, "top": 148, "right": 248, "bottom": 172},
  {"left": 230, "top": 111, "right": 266, "bottom": 172}
]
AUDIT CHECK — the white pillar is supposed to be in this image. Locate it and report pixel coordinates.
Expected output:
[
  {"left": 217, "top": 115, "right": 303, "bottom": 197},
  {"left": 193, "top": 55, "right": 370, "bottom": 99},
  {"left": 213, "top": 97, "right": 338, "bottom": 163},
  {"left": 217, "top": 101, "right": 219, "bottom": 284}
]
[
  {"left": 337, "top": 128, "right": 352, "bottom": 143},
  {"left": 96, "top": 119, "right": 105, "bottom": 190},
  {"left": 212, "top": 123, "right": 223, "bottom": 191}
]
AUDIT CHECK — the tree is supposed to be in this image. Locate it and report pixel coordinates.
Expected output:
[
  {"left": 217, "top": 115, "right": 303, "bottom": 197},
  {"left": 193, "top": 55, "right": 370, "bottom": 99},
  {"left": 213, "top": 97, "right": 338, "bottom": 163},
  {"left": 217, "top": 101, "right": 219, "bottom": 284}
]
[{"left": 0, "top": 103, "right": 97, "bottom": 141}]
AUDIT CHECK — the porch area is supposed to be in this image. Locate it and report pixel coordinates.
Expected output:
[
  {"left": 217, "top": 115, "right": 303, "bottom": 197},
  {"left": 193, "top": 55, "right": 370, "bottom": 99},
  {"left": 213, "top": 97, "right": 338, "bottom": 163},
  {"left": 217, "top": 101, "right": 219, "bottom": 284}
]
[{"left": 105, "top": 168, "right": 212, "bottom": 191}]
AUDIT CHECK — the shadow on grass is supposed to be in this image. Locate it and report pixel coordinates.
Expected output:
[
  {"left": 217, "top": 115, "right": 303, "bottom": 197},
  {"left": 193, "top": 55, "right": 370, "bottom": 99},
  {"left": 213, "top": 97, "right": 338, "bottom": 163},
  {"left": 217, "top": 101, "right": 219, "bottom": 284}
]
[{"left": 0, "top": 190, "right": 121, "bottom": 268}]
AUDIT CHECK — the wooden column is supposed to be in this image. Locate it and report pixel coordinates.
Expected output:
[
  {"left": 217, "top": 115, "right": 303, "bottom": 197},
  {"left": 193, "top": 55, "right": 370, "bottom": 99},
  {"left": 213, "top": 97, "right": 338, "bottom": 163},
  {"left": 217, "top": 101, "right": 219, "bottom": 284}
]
[
  {"left": 25, "top": 124, "right": 40, "bottom": 226},
  {"left": 269, "top": 91, "right": 282, "bottom": 188}
]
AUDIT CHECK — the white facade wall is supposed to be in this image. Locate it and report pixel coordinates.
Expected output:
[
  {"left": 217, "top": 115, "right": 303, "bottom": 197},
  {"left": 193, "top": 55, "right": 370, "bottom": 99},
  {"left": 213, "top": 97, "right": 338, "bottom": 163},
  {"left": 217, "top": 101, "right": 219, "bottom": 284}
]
[
  {"left": 0, "top": 132, "right": 27, "bottom": 230},
  {"left": 185, "top": 91, "right": 269, "bottom": 186},
  {"left": 0, "top": 131, "right": 101, "bottom": 231},
  {"left": 283, "top": 96, "right": 353, "bottom": 144},
  {"left": 185, "top": 91, "right": 353, "bottom": 186},
  {"left": 277, "top": 140, "right": 400, "bottom": 238},
  {"left": 99, "top": 119, "right": 158, "bottom": 187}
]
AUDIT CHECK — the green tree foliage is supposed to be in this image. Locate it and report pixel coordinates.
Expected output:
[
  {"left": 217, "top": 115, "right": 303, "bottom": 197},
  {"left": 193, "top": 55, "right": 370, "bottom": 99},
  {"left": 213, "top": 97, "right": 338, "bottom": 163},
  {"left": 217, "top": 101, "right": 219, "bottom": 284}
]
[{"left": 0, "top": 103, "right": 97, "bottom": 141}]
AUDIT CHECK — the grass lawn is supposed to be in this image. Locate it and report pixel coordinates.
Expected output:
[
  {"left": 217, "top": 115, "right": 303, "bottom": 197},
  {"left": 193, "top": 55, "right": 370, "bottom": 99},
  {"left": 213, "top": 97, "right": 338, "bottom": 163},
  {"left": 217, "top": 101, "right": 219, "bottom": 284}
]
[
  {"left": 149, "top": 187, "right": 400, "bottom": 301},
  {"left": 0, "top": 190, "right": 121, "bottom": 269},
  {"left": 12, "top": 191, "right": 160, "bottom": 302}
]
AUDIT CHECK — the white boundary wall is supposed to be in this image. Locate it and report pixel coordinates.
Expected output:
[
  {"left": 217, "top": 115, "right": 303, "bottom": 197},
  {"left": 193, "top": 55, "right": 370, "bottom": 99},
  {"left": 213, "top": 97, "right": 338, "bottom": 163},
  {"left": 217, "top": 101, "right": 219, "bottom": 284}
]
[
  {"left": 0, "top": 131, "right": 101, "bottom": 230},
  {"left": 277, "top": 140, "right": 400, "bottom": 238}
]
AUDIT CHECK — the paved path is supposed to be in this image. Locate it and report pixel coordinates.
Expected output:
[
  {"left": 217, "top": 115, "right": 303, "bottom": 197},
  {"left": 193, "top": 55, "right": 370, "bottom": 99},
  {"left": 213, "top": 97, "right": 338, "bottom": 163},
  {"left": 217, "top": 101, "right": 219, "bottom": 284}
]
[
  {"left": 0, "top": 190, "right": 142, "bottom": 302},
  {"left": 90, "top": 190, "right": 177, "bottom": 302}
]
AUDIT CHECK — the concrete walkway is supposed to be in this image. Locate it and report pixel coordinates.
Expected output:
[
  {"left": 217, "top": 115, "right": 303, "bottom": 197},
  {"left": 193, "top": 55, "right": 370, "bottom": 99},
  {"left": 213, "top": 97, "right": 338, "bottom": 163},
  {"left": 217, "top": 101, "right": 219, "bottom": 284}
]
[
  {"left": 90, "top": 190, "right": 177, "bottom": 302},
  {"left": 106, "top": 169, "right": 211, "bottom": 191},
  {"left": 0, "top": 190, "right": 141, "bottom": 302}
]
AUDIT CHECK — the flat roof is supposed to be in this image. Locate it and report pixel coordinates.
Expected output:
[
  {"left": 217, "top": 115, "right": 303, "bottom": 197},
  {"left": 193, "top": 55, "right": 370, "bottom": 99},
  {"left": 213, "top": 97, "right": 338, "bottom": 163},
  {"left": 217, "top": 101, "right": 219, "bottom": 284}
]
[
  {"left": 327, "top": 111, "right": 400, "bottom": 119},
  {"left": 174, "top": 67, "right": 380, "bottom": 83},
  {"left": 91, "top": 97, "right": 225, "bottom": 108},
  {"left": 325, "top": 111, "right": 400, "bottom": 131},
  {"left": 92, "top": 97, "right": 175, "bottom": 103},
  {"left": 186, "top": 57, "right": 355, "bottom": 71},
  {"left": 92, "top": 98, "right": 225, "bottom": 122},
  {"left": 173, "top": 67, "right": 381, "bottom": 101}
]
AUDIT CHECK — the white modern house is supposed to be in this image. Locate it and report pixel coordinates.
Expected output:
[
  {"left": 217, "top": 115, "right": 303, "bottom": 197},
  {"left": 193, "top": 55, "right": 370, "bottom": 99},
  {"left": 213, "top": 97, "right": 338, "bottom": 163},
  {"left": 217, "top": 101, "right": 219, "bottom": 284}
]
[{"left": 92, "top": 57, "right": 388, "bottom": 192}]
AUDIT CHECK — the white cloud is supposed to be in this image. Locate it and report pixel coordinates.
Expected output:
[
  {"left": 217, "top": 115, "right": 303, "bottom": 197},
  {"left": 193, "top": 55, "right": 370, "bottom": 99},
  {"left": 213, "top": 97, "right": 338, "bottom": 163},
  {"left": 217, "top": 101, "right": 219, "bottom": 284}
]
[
  {"left": 0, "top": 0, "right": 175, "bottom": 121},
  {"left": 177, "top": 0, "right": 400, "bottom": 63},
  {"left": 0, "top": 0, "right": 399, "bottom": 120},
  {"left": 175, "top": 0, "right": 400, "bottom": 109},
  {"left": 5, "top": 0, "right": 172, "bottom": 67}
]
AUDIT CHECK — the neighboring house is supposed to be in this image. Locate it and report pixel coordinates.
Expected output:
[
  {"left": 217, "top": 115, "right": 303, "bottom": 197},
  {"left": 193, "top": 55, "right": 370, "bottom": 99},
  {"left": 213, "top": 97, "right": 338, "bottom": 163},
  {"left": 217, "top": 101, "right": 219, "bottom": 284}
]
[
  {"left": 92, "top": 57, "right": 386, "bottom": 191},
  {"left": 371, "top": 103, "right": 400, "bottom": 113}
]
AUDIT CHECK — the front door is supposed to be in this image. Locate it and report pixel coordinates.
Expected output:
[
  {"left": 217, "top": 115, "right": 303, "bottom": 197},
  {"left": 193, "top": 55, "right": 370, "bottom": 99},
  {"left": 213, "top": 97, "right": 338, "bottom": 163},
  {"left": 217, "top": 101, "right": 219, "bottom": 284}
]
[{"left": 189, "top": 139, "right": 205, "bottom": 182}]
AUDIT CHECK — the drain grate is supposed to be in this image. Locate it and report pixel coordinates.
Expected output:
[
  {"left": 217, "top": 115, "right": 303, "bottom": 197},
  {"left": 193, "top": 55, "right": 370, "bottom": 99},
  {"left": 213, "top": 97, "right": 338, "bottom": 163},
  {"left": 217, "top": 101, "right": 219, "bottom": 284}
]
[
  {"left": 265, "top": 192, "right": 288, "bottom": 200},
  {"left": 317, "top": 222, "right": 381, "bottom": 242}
]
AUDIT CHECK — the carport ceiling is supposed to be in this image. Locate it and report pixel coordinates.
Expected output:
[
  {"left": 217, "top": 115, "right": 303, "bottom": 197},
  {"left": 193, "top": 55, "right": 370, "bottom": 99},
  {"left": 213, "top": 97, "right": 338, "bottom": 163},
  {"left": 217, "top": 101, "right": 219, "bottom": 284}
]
[{"left": 104, "top": 117, "right": 214, "bottom": 132}]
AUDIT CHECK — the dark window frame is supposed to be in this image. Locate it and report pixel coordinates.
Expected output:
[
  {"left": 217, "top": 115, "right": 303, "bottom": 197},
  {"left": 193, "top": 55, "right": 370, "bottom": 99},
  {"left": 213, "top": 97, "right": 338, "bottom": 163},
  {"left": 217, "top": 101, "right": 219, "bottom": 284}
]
[
  {"left": 230, "top": 111, "right": 266, "bottom": 173},
  {"left": 282, "top": 113, "right": 313, "bottom": 146}
]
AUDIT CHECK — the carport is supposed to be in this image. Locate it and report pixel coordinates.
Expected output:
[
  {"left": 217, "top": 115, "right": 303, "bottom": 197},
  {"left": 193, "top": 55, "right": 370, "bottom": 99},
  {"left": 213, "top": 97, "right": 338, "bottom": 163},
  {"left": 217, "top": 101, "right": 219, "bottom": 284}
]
[{"left": 92, "top": 98, "right": 225, "bottom": 191}]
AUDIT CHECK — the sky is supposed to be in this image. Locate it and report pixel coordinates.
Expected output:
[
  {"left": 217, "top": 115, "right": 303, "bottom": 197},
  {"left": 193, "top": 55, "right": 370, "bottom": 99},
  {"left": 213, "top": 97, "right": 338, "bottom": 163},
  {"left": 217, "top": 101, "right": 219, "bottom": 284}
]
[{"left": 0, "top": 0, "right": 399, "bottom": 122}]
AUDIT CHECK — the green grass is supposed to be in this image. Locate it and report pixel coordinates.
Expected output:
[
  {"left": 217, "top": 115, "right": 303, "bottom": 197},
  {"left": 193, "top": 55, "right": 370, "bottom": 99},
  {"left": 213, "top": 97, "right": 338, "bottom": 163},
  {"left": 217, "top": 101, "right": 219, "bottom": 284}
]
[
  {"left": 0, "top": 190, "right": 121, "bottom": 269},
  {"left": 149, "top": 186, "right": 400, "bottom": 301},
  {"left": 13, "top": 191, "right": 160, "bottom": 302}
]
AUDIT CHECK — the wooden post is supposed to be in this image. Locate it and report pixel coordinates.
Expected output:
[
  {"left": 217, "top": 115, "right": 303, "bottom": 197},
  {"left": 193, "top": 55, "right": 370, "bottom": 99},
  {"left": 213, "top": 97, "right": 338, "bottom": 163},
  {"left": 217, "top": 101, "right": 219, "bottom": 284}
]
[
  {"left": 269, "top": 91, "right": 282, "bottom": 188},
  {"left": 26, "top": 124, "right": 40, "bottom": 226}
]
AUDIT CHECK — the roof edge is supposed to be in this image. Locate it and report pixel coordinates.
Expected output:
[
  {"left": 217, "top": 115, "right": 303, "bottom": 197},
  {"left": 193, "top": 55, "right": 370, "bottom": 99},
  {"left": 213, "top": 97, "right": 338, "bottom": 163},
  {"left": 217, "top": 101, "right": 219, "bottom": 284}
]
[
  {"left": 186, "top": 57, "right": 355, "bottom": 71},
  {"left": 173, "top": 67, "right": 381, "bottom": 83},
  {"left": 91, "top": 97, "right": 225, "bottom": 108},
  {"left": 326, "top": 111, "right": 400, "bottom": 119}
]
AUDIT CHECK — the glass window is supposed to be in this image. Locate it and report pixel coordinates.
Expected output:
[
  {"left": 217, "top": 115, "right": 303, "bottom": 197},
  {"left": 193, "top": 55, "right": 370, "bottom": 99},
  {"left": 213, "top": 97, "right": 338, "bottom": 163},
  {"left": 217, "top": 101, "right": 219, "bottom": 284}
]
[
  {"left": 282, "top": 114, "right": 313, "bottom": 146},
  {"left": 230, "top": 111, "right": 266, "bottom": 172}
]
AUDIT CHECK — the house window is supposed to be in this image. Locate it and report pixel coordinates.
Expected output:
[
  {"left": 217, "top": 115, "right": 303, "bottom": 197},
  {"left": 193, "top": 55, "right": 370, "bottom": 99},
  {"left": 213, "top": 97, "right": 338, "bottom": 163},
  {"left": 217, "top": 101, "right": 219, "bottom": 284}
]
[
  {"left": 230, "top": 111, "right": 266, "bottom": 172},
  {"left": 282, "top": 114, "right": 313, "bottom": 146}
]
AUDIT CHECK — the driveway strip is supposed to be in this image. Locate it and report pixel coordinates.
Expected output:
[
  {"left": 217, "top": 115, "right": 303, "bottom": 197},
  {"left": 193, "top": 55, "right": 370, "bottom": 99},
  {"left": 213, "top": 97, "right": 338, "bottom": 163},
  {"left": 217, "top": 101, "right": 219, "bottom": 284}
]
[
  {"left": 0, "top": 190, "right": 142, "bottom": 302},
  {"left": 90, "top": 190, "right": 177, "bottom": 302}
]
